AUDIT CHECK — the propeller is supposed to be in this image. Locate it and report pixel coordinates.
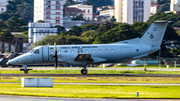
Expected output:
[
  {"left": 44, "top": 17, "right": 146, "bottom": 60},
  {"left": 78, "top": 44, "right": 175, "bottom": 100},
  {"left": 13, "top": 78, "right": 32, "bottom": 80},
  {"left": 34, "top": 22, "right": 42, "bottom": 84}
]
[{"left": 52, "top": 42, "right": 58, "bottom": 69}]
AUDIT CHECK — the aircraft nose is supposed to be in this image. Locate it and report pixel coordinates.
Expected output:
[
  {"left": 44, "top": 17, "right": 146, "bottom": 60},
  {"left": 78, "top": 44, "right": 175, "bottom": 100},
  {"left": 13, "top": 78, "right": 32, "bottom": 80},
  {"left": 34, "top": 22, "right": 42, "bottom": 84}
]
[{"left": 6, "top": 59, "right": 16, "bottom": 65}]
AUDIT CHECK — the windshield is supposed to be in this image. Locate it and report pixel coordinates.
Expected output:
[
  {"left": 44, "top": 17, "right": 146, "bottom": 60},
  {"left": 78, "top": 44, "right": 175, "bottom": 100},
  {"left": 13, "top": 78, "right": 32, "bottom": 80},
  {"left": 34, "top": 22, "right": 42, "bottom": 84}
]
[
  {"left": 30, "top": 49, "right": 34, "bottom": 53},
  {"left": 33, "top": 49, "right": 39, "bottom": 54}
]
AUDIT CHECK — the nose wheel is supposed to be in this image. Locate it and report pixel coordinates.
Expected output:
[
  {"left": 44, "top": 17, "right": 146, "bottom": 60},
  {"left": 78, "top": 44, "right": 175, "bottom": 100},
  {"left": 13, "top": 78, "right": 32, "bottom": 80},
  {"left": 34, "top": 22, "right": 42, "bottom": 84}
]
[
  {"left": 24, "top": 70, "right": 28, "bottom": 74},
  {"left": 81, "top": 69, "right": 87, "bottom": 75}
]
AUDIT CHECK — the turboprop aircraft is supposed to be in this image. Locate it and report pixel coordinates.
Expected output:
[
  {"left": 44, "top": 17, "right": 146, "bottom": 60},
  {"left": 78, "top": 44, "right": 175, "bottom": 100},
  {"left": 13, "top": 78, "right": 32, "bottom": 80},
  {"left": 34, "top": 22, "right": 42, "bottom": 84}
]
[{"left": 7, "top": 21, "right": 168, "bottom": 74}]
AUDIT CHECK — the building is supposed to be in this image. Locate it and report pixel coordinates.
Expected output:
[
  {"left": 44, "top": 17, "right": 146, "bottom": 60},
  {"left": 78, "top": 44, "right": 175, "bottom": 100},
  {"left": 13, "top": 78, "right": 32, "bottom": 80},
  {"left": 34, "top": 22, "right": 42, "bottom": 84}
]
[
  {"left": 99, "top": 9, "right": 115, "bottom": 20},
  {"left": 151, "top": 2, "right": 161, "bottom": 15},
  {"left": 68, "top": 4, "right": 93, "bottom": 21},
  {"left": 0, "top": 0, "right": 10, "bottom": 5},
  {"left": 170, "top": 0, "right": 180, "bottom": 14},
  {"left": 28, "top": 22, "right": 58, "bottom": 43},
  {"left": 34, "top": 0, "right": 67, "bottom": 26},
  {"left": 0, "top": 4, "right": 6, "bottom": 14},
  {"left": 115, "top": 0, "right": 151, "bottom": 24}
]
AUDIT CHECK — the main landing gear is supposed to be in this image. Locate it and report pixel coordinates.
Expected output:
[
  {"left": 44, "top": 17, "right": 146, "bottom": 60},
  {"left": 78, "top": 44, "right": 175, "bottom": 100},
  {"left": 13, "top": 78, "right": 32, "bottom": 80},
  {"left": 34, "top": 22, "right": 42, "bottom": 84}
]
[{"left": 81, "top": 66, "right": 88, "bottom": 75}]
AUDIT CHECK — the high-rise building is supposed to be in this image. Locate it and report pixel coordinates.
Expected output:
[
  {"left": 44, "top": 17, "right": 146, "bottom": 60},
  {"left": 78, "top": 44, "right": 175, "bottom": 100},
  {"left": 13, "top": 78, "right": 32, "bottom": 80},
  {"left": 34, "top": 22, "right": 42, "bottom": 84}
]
[
  {"left": 171, "top": 0, "right": 180, "bottom": 11},
  {"left": 34, "top": 0, "right": 67, "bottom": 26},
  {"left": 115, "top": 0, "right": 151, "bottom": 24}
]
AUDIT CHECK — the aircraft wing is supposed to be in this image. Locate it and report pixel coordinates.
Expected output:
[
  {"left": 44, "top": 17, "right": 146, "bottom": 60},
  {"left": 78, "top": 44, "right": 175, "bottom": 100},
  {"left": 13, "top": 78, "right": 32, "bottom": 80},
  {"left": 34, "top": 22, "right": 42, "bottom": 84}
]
[{"left": 74, "top": 54, "right": 107, "bottom": 63}]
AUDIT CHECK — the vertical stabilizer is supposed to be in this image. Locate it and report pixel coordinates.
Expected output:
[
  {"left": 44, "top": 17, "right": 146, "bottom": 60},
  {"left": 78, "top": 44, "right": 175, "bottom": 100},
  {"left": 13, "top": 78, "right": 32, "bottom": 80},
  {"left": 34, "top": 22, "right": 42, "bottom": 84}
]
[{"left": 139, "top": 21, "right": 168, "bottom": 47}]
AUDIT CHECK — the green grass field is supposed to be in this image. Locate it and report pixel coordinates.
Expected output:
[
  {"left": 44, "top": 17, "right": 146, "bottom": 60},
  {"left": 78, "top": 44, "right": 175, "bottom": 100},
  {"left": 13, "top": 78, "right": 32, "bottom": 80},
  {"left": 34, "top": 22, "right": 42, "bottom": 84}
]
[
  {"left": 0, "top": 84, "right": 180, "bottom": 98},
  {"left": 1, "top": 77, "right": 180, "bottom": 84},
  {"left": 1, "top": 69, "right": 180, "bottom": 74}
]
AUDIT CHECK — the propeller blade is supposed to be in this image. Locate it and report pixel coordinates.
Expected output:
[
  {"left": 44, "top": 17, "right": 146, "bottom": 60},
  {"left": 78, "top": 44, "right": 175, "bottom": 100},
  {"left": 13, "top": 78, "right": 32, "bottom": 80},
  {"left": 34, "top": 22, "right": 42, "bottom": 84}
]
[{"left": 53, "top": 42, "right": 58, "bottom": 69}]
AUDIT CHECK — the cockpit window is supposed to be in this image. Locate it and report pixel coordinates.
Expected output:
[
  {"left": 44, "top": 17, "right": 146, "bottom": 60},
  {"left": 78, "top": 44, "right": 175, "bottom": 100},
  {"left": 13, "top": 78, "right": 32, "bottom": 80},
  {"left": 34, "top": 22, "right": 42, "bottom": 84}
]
[
  {"left": 30, "top": 49, "right": 34, "bottom": 53},
  {"left": 33, "top": 49, "right": 39, "bottom": 54}
]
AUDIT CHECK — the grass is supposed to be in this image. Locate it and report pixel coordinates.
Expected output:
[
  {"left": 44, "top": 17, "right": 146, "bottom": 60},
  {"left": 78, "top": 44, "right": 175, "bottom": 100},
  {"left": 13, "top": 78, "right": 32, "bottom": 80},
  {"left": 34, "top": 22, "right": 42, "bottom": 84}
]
[
  {"left": 1, "top": 77, "right": 180, "bottom": 84},
  {"left": 0, "top": 84, "right": 180, "bottom": 98},
  {"left": 1, "top": 69, "right": 180, "bottom": 74}
]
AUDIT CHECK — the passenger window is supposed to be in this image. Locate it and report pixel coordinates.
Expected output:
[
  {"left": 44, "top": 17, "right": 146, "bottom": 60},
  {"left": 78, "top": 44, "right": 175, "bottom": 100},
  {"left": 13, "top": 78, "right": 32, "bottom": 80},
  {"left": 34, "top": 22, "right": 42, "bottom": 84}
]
[
  {"left": 92, "top": 49, "right": 95, "bottom": 53},
  {"left": 98, "top": 49, "right": 102, "bottom": 53},
  {"left": 111, "top": 49, "right": 114, "bottom": 52},
  {"left": 58, "top": 50, "right": 61, "bottom": 54},
  {"left": 105, "top": 49, "right": 108, "bottom": 52},
  {"left": 34, "top": 49, "right": 39, "bottom": 54},
  {"left": 50, "top": 51, "right": 53, "bottom": 54},
  {"left": 64, "top": 50, "right": 67, "bottom": 53},
  {"left": 71, "top": 50, "right": 74, "bottom": 53}
]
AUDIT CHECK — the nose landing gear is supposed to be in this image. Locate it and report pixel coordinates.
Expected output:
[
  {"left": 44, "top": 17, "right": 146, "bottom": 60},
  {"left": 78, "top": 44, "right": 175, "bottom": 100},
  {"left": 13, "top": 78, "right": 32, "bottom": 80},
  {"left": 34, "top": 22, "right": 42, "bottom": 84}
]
[
  {"left": 81, "top": 66, "right": 88, "bottom": 75},
  {"left": 20, "top": 67, "right": 32, "bottom": 74}
]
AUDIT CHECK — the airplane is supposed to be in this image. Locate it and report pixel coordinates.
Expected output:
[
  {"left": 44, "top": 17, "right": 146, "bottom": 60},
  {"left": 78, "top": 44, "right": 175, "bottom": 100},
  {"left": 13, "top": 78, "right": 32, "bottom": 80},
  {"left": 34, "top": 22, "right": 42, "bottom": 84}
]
[
  {"left": 0, "top": 38, "right": 24, "bottom": 67},
  {"left": 7, "top": 21, "right": 168, "bottom": 75}
]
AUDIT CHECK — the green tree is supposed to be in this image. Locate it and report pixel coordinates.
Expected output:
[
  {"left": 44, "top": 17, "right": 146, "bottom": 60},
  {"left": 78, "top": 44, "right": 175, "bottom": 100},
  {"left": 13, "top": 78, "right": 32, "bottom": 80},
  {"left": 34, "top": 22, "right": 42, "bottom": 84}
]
[
  {"left": 80, "top": 23, "right": 100, "bottom": 31},
  {"left": 149, "top": 13, "right": 180, "bottom": 26},
  {"left": 54, "top": 25, "right": 66, "bottom": 33},
  {"left": 67, "top": 25, "right": 82, "bottom": 36},
  {"left": 158, "top": 3, "right": 170, "bottom": 13},
  {"left": 37, "top": 20, "right": 45, "bottom": 23},
  {"left": 95, "top": 21, "right": 118, "bottom": 37},
  {"left": 93, "top": 23, "right": 140, "bottom": 44},
  {"left": 110, "top": 16, "right": 116, "bottom": 23},
  {"left": 6, "top": 17, "right": 26, "bottom": 32}
]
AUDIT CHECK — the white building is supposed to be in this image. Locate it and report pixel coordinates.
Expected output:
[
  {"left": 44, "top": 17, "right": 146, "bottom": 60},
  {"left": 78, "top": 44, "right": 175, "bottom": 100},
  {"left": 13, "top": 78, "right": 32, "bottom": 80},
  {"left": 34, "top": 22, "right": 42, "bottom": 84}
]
[
  {"left": 28, "top": 22, "right": 58, "bottom": 43},
  {"left": 171, "top": 0, "right": 180, "bottom": 11},
  {"left": 0, "top": 4, "right": 6, "bottom": 14},
  {"left": 34, "top": 0, "right": 67, "bottom": 26},
  {"left": 115, "top": 0, "right": 151, "bottom": 24},
  {"left": 99, "top": 9, "right": 115, "bottom": 20},
  {"left": 0, "top": 0, "right": 11, "bottom": 5},
  {"left": 68, "top": 4, "right": 93, "bottom": 21}
]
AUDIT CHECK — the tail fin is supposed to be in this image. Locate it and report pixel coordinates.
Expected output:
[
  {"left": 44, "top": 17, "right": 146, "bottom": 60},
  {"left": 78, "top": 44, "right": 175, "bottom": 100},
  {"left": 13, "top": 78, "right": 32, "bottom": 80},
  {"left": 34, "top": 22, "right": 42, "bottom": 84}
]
[{"left": 139, "top": 21, "right": 168, "bottom": 47}]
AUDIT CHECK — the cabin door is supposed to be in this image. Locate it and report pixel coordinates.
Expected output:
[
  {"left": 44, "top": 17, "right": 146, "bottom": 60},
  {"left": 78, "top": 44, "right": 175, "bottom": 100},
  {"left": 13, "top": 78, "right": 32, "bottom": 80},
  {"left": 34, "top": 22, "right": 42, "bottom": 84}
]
[{"left": 42, "top": 46, "right": 49, "bottom": 61}]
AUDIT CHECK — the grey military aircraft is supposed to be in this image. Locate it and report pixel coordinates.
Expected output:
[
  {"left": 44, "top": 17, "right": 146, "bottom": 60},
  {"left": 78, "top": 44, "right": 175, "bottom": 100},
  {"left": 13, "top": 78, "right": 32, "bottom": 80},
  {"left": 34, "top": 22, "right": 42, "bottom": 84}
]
[{"left": 7, "top": 21, "right": 168, "bottom": 74}]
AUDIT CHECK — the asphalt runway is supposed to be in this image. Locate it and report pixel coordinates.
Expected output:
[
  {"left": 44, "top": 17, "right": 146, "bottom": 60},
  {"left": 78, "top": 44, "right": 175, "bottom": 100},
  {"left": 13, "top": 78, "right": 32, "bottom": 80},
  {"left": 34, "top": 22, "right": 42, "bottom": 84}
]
[
  {"left": 1, "top": 73, "right": 180, "bottom": 77},
  {"left": 0, "top": 95, "right": 179, "bottom": 101}
]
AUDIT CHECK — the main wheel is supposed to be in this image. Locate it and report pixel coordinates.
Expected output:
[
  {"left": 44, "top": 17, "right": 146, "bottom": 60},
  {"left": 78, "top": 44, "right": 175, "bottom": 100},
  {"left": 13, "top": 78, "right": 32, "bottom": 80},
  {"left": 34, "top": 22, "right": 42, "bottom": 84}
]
[
  {"left": 24, "top": 70, "right": 28, "bottom": 74},
  {"left": 81, "top": 69, "right": 87, "bottom": 75}
]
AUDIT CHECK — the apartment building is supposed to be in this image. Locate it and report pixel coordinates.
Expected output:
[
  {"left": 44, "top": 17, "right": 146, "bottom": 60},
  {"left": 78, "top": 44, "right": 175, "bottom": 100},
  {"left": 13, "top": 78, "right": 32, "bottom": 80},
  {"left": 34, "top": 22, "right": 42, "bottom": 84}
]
[
  {"left": 115, "top": 0, "right": 151, "bottom": 24},
  {"left": 34, "top": 0, "right": 67, "bottom": 26},
  {"left": 68, "top": 4, "right": 93, "bottom": 21}
]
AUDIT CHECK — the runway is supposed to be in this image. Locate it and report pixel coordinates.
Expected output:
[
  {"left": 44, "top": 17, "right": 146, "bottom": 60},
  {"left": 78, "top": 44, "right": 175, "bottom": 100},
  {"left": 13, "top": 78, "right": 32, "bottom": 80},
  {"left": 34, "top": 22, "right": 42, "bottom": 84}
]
[
  {"left": 0, "top": 95, "right": 179, "bottom": 101},
  {"left": 1, "top": 73, "right": 180, "bottom": 77}
]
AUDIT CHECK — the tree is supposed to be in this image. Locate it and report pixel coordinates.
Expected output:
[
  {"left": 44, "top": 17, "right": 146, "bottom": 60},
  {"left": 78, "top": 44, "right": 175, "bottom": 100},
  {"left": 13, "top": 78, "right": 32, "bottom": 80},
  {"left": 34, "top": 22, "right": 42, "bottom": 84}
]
[
  {"left": 6, "top": 17, "right": 26, "bottom": 32},
  {"left": 149, "top": 13, "right": 180, "bottom": 26},
  {"left": 80, "top": 23, "right": 100, "bottom": 31},
  {"left": 95, "top": 21, "right": 118, "bottom": 37},
  {"left": 37, "top": 20, "right": 45, "bottom": 23},
  {"left": 157, "top": 0, "right": 170, "bottom": 4},
  {"left": 67, "top": 25, "right": 82, "bottom": 36},
  {"left": 110, "top": 16, "right": 116, "bottom": 23},
  {"left": 158, "top": 3, "right": 170, "bottom": 13},
  {"left": 93, "top": 23, "right": 140, "bottom": 44},
  {"left": 54, "top": 25, "right": 66, "bottom": 33}
]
